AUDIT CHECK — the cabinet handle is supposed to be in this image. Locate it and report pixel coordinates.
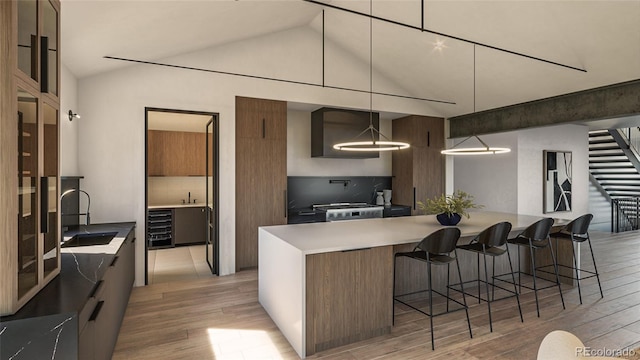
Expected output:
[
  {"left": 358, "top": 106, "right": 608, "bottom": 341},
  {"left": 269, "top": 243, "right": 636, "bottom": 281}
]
[
  {"left": 40, "top": 177, "right": 49, "bottom": 234},
  {"left": 40, "top": 36, "right": 49, "bottom": 93},
  {"left": 413, "top": 187, "right": 416, "bottom": 210},
  {"left": 284, "top": 190, "right": 288, "bottom": 218},
  {"left": 89, "top": 301, "right": 104, "bottom": 322},
  {"left": 110, "top": 256, "right": 119, "bottom": 267},
  {"left": 29, "top": 35, "right": 38, "bottom": 80},
  {"left": 262, "top": 118, "right": 266, "bottom": 139},
  {"left": 427, "top": 131, "right": 430, "bottom": 147}
]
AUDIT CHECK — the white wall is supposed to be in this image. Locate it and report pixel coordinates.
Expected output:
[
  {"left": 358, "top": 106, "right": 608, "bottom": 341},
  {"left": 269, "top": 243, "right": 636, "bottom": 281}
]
[
  {"left": 74, "top": 26, "right": 438, "bottom": 283},
  {"left": 287, "top": 110, "right": 392, "bottom": 176},
  {"left": 453, "top": 124, "right": 589, "bottom": 219},
  {"left": 454, "top": 133, "right": 518, "bottom": 213},
  {"left": 59, "top": 64, "right": 79, "bottom": 175}
]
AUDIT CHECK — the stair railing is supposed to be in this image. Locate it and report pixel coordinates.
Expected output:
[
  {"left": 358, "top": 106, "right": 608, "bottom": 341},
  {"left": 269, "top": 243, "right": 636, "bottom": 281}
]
[{"left": 612, "top": 197, "right": 640, "bottom": 232}]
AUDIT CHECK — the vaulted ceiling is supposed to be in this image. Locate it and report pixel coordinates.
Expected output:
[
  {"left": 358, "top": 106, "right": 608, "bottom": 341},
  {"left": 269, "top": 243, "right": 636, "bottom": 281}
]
[{"left": 61, "top": 0, "right": 640, "bottom": 118}]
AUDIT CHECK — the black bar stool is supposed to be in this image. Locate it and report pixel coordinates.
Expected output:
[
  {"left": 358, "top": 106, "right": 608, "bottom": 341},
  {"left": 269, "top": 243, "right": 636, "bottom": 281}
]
[
  {"left": 495, "top": 218, "right": 565, "bottom": 317},
  {"left": 454, "top": 221, "right": 523, "bottom": 332},
  {"left": 542, "top": 214, "right": 603, "bottom": 304},
  {"left": 392, "top": 227, "right": 472, "bottom": 350}
]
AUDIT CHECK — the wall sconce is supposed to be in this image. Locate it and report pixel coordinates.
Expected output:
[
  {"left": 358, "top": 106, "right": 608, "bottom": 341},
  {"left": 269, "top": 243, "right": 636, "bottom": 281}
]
[{"left": 68, "top": 110, "right": 81, "bottom": 121}]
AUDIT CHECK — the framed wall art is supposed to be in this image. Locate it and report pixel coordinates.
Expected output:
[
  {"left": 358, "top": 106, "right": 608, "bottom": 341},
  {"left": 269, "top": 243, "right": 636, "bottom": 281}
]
[{"left": 544, "top": 150, "right": 572, "bottom": 213}]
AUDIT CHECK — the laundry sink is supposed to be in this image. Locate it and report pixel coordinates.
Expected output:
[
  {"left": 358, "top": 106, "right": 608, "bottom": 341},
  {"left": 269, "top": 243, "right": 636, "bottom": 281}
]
[{"left": 61, "top": 232, "right": 118, "bottom": 248}]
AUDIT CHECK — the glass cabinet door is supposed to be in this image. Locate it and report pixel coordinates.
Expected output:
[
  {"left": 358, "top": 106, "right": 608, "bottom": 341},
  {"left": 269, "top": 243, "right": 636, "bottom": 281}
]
[
  {"left": 43, "top": 103, "right": 59, "bottom": 278},
  {"left": 17, "top": 89, "right": 39, "bottom": 299},
  {"left": 17, "top": 0, "right": 38, "bottom": 81},
  {"left": 42, "top": 0, "right": 58, "bottom": 95}
]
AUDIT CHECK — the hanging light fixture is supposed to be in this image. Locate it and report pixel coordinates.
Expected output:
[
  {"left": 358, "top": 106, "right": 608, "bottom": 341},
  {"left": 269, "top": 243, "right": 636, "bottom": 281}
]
[
  {"left": 441, "top": 135, "right": 510, "bottom": 155},
  {"left": 441, "top": 45, "right": 511, "bottom": 156},
  {"left": 333, "top": 0, "right": 410, "bottom": 152}
]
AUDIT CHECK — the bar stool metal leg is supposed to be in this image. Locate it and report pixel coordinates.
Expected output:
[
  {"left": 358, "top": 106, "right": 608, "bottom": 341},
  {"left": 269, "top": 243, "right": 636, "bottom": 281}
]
[
  {"left": 392, "top": 255, "right": 397, "bottom": 325},
  {"left": 506, "top": 246, "right": 524, "bottom": 323},
  {"left": 529, "top": 240, "right": 540, "bottom": 317},
  {"left": 454, "top": 249, "right": 473, "bottom": 339},
  {"left": 477, "top": 253, "right": 481, "bottom": 304},
  {"left": 517, "top": 246, "right": 522, "bottom": 294},
  {"left": 492, "top": 257, "right": 496, "bottom": 302},
  {"left": 571, "top": 241, "right": 583, "bottom": 304},
  {"left": 586, "top": 235, "right": 604, "bottom": 299},
  {"left": 446, "top": 263, "right": 451, "bottom": 313},
  {"left": 427, "top": 258, "right": 435, "bottom": 350},
  {"left": 548, "top": 241, "right": 565, "bottom": 309},
  {"left": 482, "top": 245, "right": 494, "bottom": 332}
]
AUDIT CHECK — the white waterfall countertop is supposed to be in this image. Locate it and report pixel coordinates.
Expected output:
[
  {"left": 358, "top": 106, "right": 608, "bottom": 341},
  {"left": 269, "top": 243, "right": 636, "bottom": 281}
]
[{"left": 260, "top": 211, "right": 571, "bottom": 255}]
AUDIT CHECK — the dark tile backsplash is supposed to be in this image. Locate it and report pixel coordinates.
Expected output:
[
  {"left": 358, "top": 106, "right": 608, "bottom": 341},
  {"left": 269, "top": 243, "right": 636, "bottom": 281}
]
[{"left": 287, "top": 176, "right": 392, "bottom": 209}]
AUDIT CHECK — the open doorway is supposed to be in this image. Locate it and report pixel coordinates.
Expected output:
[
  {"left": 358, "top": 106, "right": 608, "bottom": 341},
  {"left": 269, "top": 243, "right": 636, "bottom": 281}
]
[{"left": 144, "top": 108, "right": 219, "bottom": 285}]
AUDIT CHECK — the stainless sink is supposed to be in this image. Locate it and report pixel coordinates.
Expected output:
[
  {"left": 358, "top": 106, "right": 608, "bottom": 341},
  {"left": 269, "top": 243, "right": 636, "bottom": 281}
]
[{"left": 61, "top": 232, "right": 118, "bottom": 248}]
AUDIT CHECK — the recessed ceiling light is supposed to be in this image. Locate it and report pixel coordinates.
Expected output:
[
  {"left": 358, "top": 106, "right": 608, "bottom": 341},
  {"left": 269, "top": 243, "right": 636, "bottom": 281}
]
[{"left": 433, "top": 38, "right": 447, "bottom": 52}]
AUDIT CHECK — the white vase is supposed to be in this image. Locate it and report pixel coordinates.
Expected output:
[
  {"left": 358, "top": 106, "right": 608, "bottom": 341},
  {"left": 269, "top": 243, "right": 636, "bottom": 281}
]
[{"left": 383, "top": 189, "right": 392, "bottom": 205}]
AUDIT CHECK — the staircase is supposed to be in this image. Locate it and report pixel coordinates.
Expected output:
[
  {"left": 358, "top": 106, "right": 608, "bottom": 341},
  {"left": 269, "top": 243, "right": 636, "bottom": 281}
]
[{"left": 589, "top": 129, "right": 640, "bottom": 231}]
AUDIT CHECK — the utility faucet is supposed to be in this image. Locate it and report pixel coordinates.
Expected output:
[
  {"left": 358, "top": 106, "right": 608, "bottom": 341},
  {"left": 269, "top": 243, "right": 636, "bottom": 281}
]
[{"left": 60, "top": 188, "right": 91, "bottom": 225}]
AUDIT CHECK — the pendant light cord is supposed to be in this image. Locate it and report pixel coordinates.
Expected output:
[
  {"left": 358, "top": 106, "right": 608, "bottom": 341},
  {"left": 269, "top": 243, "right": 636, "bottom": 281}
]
[
  {"left": 473, "top": 44, "right": 476, "bottom": 113},
  {"left": 369, "top": 0, "right": 374, "bottom": 142}
]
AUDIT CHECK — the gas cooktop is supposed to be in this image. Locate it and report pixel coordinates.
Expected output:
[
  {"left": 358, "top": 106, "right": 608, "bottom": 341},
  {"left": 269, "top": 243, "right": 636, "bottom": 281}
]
[{"left": 312, "top": 202, "right": 378, "bottom": 210}]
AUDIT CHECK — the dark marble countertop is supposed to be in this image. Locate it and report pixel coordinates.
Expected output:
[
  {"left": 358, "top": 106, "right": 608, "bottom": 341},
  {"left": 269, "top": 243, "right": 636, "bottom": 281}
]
[{"left": 1, "top": 222, "right": 136, "bottom": 322}]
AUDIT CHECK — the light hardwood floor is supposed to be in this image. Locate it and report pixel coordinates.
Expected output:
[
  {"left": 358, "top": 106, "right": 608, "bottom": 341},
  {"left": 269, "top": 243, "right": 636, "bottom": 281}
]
[
  {"left": 148, "top": 245, "right": 213, "bottom": 284},
  {"left": 114, "top": 231, "right": 640, "bottom": 359}
]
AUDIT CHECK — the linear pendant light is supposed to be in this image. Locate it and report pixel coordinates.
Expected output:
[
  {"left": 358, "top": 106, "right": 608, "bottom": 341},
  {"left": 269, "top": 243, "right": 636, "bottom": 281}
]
[
  {"left": 333, "top": 0, "right": 410, "bottom": 152},
  {"left": 441, "top": 45, "right": 511, "bottom": 156}
]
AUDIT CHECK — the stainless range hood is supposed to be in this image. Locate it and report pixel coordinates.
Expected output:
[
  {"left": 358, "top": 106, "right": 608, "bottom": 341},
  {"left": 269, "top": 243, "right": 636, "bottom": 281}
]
[{"left": 311, "top": 107, "right": 380, "bottom": 159}]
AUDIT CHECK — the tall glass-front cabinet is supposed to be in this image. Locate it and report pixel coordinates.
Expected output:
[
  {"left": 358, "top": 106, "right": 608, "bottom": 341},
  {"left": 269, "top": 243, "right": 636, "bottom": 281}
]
[{"left": 1, "top": 0, "right": 61, "bottom": 315}]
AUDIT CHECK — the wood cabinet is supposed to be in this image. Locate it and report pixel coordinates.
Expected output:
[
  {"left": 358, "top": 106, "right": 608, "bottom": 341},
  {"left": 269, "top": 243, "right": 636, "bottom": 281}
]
[
  {"left": 235, "top": 96, "right": 287, "bottom": 270},
  {"left": 148, "top": 130, "right": 211, "bottom": 176},
  {"left": 305, "top": 246, "right": 393, "bottom": 355},
  {"left": 174, "top": 207, "right": 206, "bottom": 245},
  {"left": 1, "top": 0, "right": 61, "bottom": 316},
  {"left": 392, "top": 115, "right": 445, "bottom": 215}
]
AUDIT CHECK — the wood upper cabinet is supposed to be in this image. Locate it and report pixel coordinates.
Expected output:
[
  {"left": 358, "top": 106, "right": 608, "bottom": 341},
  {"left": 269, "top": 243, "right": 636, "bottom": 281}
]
[
  {"left": 147, "top": 130, "right": 211, "bottom": 176},
  {"left": 236, "top": 96, "right": 287, "bottom": 140},
  {"left": 16, "top": 0, "right": 60, "bottom": 98},
  {"left": 235, "top": 96, "right": 287, "bottom": 271},
  {"left": 392, "top": 115, "right": 445, "bottom": 215}
]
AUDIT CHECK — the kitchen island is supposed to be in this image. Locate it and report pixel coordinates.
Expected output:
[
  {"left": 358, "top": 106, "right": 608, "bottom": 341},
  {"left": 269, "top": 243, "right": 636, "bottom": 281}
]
[{"left": 258, "top": 211, "right": 570, "bottom": 358}]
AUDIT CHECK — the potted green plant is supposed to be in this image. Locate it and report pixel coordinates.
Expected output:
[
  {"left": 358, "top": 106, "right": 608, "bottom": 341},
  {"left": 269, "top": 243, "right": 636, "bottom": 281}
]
[{"left": 417, "top": 190, "right": 483, "bottom": 225}]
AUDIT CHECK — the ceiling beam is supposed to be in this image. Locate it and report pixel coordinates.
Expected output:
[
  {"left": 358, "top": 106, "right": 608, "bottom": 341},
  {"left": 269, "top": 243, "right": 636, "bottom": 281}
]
[{"left": 448, "top": 79, "right": 640, "bottom": 138}]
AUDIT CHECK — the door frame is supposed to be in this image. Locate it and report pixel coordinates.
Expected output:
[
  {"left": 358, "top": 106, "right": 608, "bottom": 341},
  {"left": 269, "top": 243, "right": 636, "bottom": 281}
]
[
  {"left": 144, "top": 107, "right": 220, "bottom": 285},
  {"left": 206, "top": 117, "right": 220, "bottom": 274}
]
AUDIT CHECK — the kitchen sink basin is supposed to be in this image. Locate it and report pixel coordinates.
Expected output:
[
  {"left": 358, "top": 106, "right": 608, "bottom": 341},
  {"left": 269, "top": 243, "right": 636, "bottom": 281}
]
[{"left": 61, "top": 232, "right": 118, "bottom": 248}]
